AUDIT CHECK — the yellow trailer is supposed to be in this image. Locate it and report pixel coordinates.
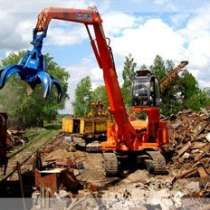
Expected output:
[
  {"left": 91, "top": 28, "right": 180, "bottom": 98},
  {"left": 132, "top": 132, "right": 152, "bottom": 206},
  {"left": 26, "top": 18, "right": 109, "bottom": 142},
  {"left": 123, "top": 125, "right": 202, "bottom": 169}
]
[
  {"left": 62, "top": 116, "right": 80, "bottom": 134},
  {"left": 62, "top": 116, "right": 108, "bottom": 138}
]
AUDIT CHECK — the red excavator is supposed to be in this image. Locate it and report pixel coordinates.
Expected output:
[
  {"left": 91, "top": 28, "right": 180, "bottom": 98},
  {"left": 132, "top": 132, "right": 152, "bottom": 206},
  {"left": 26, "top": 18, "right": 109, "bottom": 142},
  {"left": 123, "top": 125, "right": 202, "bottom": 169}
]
[{"left": 0, "top": 7, "right": 186, "bottom": 175}]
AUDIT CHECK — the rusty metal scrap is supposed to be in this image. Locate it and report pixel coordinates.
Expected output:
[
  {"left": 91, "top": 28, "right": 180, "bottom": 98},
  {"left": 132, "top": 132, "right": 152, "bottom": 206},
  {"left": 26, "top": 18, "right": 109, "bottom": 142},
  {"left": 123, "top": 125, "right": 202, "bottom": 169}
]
[
  {"left": 33, "top": 143, "right": 83, "bottom": 197},
  {"left": 35, "top": 168, "right": 67, "bottom": 194},
  {"left": 34, "top": 165, "right": 81, "bottom": 195}
]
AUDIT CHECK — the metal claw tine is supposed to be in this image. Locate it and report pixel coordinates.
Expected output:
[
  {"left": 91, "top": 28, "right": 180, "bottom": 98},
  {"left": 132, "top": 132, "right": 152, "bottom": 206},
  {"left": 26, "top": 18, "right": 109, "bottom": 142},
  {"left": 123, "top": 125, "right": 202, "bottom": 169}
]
[
  {"left": 0, "top": 65, "right": 21, "bottom": 88},
  {"left": 37, "top": 71, "right": 52, "bottom": 99},
  {"left": 52, "top": 78, "right": 63, "bottom": 102}
]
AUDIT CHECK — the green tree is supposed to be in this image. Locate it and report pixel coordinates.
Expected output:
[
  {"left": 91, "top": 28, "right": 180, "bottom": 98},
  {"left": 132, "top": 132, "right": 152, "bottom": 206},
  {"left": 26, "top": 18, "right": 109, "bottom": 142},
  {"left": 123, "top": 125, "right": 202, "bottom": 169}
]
[
  {"left": 204, "top": 87, "right": 210, "bottom": 96},
  {"left": 0, "top": 51, "right": 69, "bottom": 127},
  {"left": 74, "top": 76, "right": 92, "bottom": 117},
  {"left": 122, "top": 54, "right": 137, "bottom": 107},
  {"left": 150, "top": 55, "right": 178, "bottom": 115},
  {"left": 149, "top": 55, "right": 210, "bottom": 115},
  {"left": 179, "top": 71, "right": 199, "bottom": 99},
  {"left": 180, "top": 71, "right": 210, "bottom": 110},
  {"left": 150, "top": 55, "right": 166, "bottom": 80},
  {"left": 185, "top": 90, "right": 210, "bottom": 111},
  {"left": 92, "top": 85, "right": 108, "bottom": 109}
]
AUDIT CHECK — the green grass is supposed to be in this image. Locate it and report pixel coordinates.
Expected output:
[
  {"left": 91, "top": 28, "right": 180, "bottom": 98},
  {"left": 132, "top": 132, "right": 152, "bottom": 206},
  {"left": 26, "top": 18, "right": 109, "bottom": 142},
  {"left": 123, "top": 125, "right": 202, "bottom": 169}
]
[{"left": 8, "top": 127, "right": 60, "bottom": 158}]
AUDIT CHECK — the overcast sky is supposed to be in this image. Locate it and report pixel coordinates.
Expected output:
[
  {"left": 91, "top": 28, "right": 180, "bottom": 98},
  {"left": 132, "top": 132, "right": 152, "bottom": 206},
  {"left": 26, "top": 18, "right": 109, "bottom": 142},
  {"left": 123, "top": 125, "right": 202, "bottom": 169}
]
[{"left": 0, "top": 0, "right": 210, "bottom": 113}]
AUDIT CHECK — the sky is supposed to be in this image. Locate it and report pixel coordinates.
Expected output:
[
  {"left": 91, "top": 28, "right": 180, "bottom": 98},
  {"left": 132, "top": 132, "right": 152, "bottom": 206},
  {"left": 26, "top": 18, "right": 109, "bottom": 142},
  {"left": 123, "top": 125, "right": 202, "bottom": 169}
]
[{"left": 0, "top": 0, "right": 210, "bottom": 113}]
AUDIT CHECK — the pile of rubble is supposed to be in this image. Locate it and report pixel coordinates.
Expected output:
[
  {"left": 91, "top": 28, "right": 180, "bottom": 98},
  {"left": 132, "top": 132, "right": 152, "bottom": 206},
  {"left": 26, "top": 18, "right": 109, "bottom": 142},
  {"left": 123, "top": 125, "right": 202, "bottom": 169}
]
[
  {"left": 168, "top": 108, "right": 210, "bottom": 191},
  {"left": 29, "top": 108, "right": 210, "bottom": 209}
]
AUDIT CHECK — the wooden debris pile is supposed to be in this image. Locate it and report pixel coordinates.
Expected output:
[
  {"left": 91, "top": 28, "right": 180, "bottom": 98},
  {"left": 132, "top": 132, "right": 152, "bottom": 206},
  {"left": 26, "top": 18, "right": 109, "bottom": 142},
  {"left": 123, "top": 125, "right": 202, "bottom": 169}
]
[
  {"left": 6, "top": 129, "right": 26, "bottom": 149},
  {"left": 169, "top": 108, "right": 210, "bottom": 183}
]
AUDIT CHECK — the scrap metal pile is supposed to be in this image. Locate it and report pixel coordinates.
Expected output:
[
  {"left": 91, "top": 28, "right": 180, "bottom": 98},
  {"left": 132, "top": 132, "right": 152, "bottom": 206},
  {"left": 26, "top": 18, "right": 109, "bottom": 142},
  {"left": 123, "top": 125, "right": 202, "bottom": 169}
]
[{"left": 29, "top": 108, "right": 210, "bottom": 209}]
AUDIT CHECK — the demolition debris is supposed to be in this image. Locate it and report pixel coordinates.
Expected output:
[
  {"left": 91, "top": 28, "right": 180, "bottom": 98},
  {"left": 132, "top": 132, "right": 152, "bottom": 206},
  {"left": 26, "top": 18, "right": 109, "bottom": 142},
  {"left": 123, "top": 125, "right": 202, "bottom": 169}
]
[
  {"left": 169, "top": 108, "right": 210, "bottom": 176},
  {"left": 1, "top": 108, "right": 210, "bottom": 209}
]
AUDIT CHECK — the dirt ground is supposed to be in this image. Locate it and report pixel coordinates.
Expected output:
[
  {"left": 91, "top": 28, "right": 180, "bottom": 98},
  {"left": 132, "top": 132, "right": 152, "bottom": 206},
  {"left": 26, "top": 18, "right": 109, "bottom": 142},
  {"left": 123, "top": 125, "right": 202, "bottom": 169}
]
[{"left": 32, "top": 132, "right": 210, "bottom": 210}]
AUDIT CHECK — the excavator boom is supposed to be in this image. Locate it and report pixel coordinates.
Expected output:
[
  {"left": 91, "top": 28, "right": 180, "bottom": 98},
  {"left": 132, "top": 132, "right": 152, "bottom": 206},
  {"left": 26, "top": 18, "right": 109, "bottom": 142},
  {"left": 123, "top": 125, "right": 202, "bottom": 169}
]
[
  {"left": 35, "top": 8, "right": 102, "bottom": 31},
  {"left": 34, "top": 7, "right": 136, "bottom": 147}
]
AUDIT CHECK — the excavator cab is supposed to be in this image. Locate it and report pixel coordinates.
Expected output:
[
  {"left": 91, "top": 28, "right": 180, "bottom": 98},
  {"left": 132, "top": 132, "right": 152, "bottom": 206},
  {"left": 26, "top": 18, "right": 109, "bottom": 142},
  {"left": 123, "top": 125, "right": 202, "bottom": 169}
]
[{"left": 132, "top": 70, "right": 161, "bottom": 107}]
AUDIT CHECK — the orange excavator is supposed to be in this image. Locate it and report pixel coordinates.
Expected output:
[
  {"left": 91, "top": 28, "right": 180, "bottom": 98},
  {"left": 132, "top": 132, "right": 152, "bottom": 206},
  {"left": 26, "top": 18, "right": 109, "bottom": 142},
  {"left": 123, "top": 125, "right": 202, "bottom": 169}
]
[
  {"left": 0, "top": 7, "right": 184, "bottom": 175},
  {"left": 32, "top": 7, "right": 170, "bottom": 175}
]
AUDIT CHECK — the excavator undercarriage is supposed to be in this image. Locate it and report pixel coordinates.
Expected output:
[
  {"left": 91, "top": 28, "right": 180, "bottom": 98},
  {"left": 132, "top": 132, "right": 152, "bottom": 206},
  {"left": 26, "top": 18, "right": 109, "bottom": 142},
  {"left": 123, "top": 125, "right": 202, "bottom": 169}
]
[{"left": 102, "top": 150, "right": 168, "bottom": 176}]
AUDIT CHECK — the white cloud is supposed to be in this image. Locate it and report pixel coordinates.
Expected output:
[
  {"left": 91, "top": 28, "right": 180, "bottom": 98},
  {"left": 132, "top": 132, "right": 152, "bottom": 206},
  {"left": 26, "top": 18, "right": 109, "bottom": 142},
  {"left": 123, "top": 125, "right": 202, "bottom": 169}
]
[
  {"left": 17, "top": 20, "right": 35, "bottom": 44},
  {"left": 67, "top": 58, "right": 103, "bottom": 93},
  {"left": 47, "top": 25, "right": 87, "bottom": 46},
  {"left": 103, "top": 11, "right": 138, "bottom": 35},
  {"left": 0, "top": 0, "right": 109, "bottom": 50},
  {"left": 178, "top": 5, "right": 210, "bottom": 87},
  {"left": 0, "top": 0, "right": 93, "bottom": 13},
  {"left": 0, "top": 11, "right": 30, "bottom": 50},
  {"left": 63, "top": 58, "right": 103, "bottom": 113},
  {"left": 111, "top": 18, "right": 187, "bottom": 65},
  {"left": 60, "top": 2, "right": 210, "bottom": 113},
  {"left": 102, "top": 4, "right": 210, "bottom": 88}
]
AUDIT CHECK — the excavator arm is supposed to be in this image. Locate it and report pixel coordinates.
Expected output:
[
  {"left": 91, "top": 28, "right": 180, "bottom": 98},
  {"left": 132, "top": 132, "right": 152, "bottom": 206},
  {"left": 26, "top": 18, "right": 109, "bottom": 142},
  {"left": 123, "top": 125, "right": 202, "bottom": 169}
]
[
  {"left": 34, "top": 7, "right": 136, "bottom": 146},
  {"left": 34, "top": 8, "right": 106, "bottom": 70}
]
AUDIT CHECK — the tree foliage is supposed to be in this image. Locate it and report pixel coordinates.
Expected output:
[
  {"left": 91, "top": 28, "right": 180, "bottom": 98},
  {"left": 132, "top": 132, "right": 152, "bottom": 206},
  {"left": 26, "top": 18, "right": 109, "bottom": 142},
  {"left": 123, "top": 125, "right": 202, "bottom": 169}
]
[
  {"left": 185, "top": 90, "right": 210, "bottom": 111},
  {"left": 179, "top": 71, "right": 199, "bottom": 99},
  {"left": 73, "top": 54, "right": 210, "bottom": 118},
  {"left": 150, "top": 55, "right": 210, "bottom": 115},
  {"left": 0, "top": 51, "right": 69, "bottom": 127},
  {"left": 74, "top": 76, "right": 92, "bottom": 117},
  {"left": 122, "top": 54, "right": 137, "bottom": 107},
  {"left": 91, "top": 85, "right": 108, "bottom": 109},
  {"left": 150, "top": 55, "right": 167, "bottom": 80}
]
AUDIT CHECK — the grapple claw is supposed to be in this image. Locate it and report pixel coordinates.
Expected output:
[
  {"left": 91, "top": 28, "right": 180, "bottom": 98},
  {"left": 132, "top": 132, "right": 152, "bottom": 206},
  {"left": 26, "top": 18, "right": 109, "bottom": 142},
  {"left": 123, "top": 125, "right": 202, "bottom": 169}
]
[
  {"left": 0, "top": 29, "right": 63, "bottom": 101},
  {"left": 0, "top": 65, "right": 21, "bottom": 88},
  {"left": 36, "top": 71, "right": 52, "bottom": 99},
  {"left": 51, "top": 77, "right": 63, "bottom": 102}
]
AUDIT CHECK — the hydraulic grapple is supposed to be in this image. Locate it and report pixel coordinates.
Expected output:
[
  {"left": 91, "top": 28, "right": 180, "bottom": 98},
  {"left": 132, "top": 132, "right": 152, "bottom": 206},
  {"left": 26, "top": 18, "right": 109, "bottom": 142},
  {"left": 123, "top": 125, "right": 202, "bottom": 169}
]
[{"left": 0, "top": 30, "right": 62, "bottom": 100}]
